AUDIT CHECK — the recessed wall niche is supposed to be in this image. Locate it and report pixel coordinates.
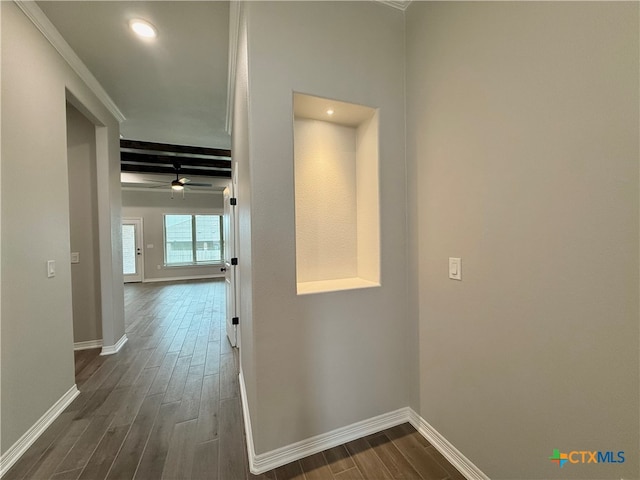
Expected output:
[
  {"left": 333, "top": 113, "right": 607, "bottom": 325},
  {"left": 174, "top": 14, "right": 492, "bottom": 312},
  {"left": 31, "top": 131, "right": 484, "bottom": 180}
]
[{"left": 293, "top": 93, "right": 380, "bottom": 295}]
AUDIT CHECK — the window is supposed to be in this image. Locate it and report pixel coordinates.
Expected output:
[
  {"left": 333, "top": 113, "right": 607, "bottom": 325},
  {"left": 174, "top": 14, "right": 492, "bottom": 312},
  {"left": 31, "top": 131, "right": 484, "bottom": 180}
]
[{"left": 164, "top": 214, "right": 223, "bottom": 266}]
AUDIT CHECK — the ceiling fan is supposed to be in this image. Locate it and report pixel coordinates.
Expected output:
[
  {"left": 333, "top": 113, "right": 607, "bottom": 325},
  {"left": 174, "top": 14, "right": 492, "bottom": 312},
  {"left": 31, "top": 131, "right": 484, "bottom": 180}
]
[{"left": 145, "top": 162, "right": 212, "bottom": 198}]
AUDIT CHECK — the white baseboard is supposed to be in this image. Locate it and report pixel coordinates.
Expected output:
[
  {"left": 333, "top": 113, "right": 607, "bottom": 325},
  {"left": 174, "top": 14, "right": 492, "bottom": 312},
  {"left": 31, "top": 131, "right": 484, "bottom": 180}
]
[
  {"left": 240, "top": 372, "right": 408, "bottom": 474},
  {"left": 239, "top": 373, "right": 488, "bottom": 479},
  {"left": 0, "top": 384, "right": 80, "bottom": 477},
  {"left": 100, "top": 334, "right": 128, "bottom": 356},
  {"left": 73, "top": 339, "right": 103, "bottom": 351},
  {"left": 239, "top": 369, "right": 257, "bottom": 470},
  {"left": 142, "top": 274, "right": 223, "bottom": 283},
  {"left": 407, "top": 410, "right": 490, "bottom": 480}
]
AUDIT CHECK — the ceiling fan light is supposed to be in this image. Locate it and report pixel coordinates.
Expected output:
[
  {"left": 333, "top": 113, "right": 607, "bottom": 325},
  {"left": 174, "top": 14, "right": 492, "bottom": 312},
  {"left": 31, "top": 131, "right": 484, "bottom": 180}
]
[{"left": 171, "top": 180, "right": 184, "bottom": 191}]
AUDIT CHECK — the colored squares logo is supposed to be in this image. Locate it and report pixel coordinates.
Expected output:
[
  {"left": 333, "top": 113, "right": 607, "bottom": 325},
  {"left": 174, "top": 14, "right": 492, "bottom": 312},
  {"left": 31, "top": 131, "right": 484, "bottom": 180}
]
[{"left": 549, "top": 449, "right": 568, "bottom": 467}]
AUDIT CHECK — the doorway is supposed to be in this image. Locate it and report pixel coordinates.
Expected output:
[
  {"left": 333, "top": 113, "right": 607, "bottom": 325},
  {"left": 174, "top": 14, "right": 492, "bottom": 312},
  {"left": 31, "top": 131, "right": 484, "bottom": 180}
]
[
  {"left": 66, "top": 103, "right": 103, "bottom": 351},
  {"left": 122, "top": 218, "right": 144, "bottom": 283}
]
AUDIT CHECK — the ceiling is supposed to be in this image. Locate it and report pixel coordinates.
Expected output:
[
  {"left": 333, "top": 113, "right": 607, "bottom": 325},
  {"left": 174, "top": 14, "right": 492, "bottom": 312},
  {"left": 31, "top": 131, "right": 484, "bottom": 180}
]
[{"left": 38, "top": 1, "right": 231, "bottom": 150}]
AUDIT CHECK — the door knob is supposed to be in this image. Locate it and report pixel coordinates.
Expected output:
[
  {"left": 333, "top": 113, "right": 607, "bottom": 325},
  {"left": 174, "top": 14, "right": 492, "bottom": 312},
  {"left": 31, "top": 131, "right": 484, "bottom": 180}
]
[{"left": 220, "top": 267, "right": 227, "bottom": 272}]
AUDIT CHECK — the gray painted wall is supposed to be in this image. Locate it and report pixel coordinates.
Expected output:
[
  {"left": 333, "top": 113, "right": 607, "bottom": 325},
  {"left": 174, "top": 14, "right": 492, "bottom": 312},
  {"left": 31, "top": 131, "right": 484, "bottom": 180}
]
[
  {"left": 122, "top": 189, "right": 225, "bottom": 281},
  {"left": 242, "top": 1, "right": 409, "bottom": 454},
  {"left": 67, "top": 104, "right": 102, "bottom": 344},
  {"left": 406, "top": 2, "right": 639, "bottom": 478},
  {"left": 1, "top": 2, "right": 124, "bottom": 454}
]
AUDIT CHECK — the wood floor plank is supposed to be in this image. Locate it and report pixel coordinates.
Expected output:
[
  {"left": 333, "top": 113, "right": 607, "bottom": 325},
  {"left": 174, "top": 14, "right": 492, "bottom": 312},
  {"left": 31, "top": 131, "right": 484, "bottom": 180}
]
[
  {"left": 96, "top": 387, "right": 130, "bottom": 417},
  {"left": 161, "top": 419, "right": 197, "bottom": 480},
  {"left": 112, "top": 367, "right": 158, "bottom": 426},
  {"left": 218, "top": 397, "right": 246, "bottom": 480},
  {"left": 148, "top": 352, "right": 179, "bottom": 396},
  {"left": 77, "top": 424, "right": 130, "bottom": 480},
  {"left": 134, "top": 401, "right": 180, "bottom": 480},
  {"left": 55, "top": 414, "right": 114, "bottom": 473},
  {"left": 204, "top": 341, "right": 220, "bottom": 376},
  {"left": 77, "top": 356, "right": 120, "bottom": 394},
  {"left": 208, "top": 324, "right": 221, "bottom": 343},
  {"left": 50, "top": 467, "right": 83, "bottom": 480},
  {"left": 385, "top": 425, "right": 449, "bottom": 480},
  {"left": 191, "top": 440, "right": 219, "bottom": 480},
  {"left": 74, "top": 387, "right": 114, "bottom": 420},
  {"left": 25, "top": 418, "right": 91, "bottom": 480},
  {"left": 146, "top": 328, "right": 180, "bottom": 369},
  {"left": 75, "top": 353, "right": 110, "bottom": 389},
  {"left": 105, "top": 393, "right": 163, "bottom": 480},
  {"left": 323, "top": 444, "right": 356, "bottom": 475},
  {"left": 333, "top": 467, "right": 365, "bottom": 480},
  {"left": 74, "top": 349, "right": 100, "bottom": 377},
  {"left": 116, "top": 348, "right": 154, "bottom": 388},
  {"left": 176, "top": 364, "right": 205, "bottom": 422},
  {"left": 163, "top": 355, "right": 192, "bottom": 403},
  {"left": 273, "top": 461, "right": 305, "bottom": 480},
  {"left": 219, "top": 352, "right": 239, "bottom": 399},
  {"left": 179, "top": 329, "right": 198, "bottom": 358},
  {"left": 366, "top": 433, "right": 422, "bottom": 480},
  {"left": 167, "top": 328, "right": 188, "bottom": 353},
  {"left": 195, "top": 374, "right": 220, "bottom": 443},
  {"left": 191, "top": 334, "right": 209, "bottom": 367},
  {"left": 344, "top": 437, "right": 394, "bottom": 480},
  {"left": 299, "top": 452, "right": 334, "bottom": 480},
  {"left": 424, "top": 447, "right": 466, "bottom": 480}
]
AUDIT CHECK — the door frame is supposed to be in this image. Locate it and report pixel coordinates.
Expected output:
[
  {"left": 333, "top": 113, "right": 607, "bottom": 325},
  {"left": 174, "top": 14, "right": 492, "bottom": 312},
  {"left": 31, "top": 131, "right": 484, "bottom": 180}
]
[
  {"left": 122, "top": 217, "right": 144, "bottom": 283},
  {"left": 223, "top": 186, "right": 237, "bottom": 347}
]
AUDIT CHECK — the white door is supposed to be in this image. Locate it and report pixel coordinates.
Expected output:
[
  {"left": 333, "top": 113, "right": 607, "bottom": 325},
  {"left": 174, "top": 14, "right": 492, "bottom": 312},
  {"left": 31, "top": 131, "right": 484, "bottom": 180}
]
[
  {"left": 122, "top": 218, "right": 143, "bottom": 283},
  {"left": 223, "top": 187, "right": 237, "bottom": 347}
]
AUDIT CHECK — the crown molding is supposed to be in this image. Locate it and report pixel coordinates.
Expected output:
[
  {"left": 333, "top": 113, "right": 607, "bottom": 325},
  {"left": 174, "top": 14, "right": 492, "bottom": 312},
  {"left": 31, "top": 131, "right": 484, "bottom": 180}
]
[
  {"left": 14, "top": 0, "right": 126, "bottom": 123},
  {"left": 376, "top": 0, "right": 412, "bottom": 11}
]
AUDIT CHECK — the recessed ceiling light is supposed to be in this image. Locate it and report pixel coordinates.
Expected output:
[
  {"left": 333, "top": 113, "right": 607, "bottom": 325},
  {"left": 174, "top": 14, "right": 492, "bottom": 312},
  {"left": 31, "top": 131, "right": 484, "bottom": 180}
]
[
  {"left": 129, "top": 19, "right": 157, "bottom": 39},
  {"left": 326, "top": 109, "right": 334, "bottom": 116}
]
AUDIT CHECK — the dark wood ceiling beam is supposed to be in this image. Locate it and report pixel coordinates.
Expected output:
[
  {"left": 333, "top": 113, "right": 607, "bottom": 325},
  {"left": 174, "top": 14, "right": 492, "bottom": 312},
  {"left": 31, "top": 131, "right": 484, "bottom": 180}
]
[
  {"left": 121, "top": 139, "right": 231, "bottom": 158},
  {"left": 121, "top": 152, "right": 231, "bottom": 169},
  {"left": 120, "top": 164, "right": 231, "bottom": 178}
]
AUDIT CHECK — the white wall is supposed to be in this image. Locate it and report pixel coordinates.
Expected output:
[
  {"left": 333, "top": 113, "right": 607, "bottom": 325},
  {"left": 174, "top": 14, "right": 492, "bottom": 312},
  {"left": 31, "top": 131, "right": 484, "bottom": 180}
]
[
  {"left": 1, "top": 2, "right": 124, "bottom": 454},
  {"left": 406, "top": 2, "right": 639, "bottom": 478},
  {"left": 242, "top": 1, "right": 408, "bottom": 454},
  {"left": 121, "top": 189, "right": 224, "bottom": 281},
  {"left": 67, "top": 104, "right": 102, "bottom": 343}
]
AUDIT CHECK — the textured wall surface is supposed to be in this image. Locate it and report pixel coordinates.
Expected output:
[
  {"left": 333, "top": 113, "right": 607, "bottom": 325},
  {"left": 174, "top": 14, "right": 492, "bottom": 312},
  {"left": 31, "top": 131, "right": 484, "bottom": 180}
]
[{"left": 294, "top": 119, "right": 358, "bottom": 283}]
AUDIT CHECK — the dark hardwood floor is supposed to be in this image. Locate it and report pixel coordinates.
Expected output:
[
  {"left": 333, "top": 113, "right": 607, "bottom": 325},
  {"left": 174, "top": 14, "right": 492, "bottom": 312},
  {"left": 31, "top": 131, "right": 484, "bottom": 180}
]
[{"left": 4, "top": 279, "right": 464, "bottom": 480}]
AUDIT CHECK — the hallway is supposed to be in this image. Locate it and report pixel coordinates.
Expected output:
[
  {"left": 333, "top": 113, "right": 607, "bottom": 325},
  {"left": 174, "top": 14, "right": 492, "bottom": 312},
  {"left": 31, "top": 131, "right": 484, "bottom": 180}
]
[
  {"left": 4, "top": 280, "right": 248, "bottom": 480},
  {"left": 4, "top": 279, "right": 463, "bottom": 480}
]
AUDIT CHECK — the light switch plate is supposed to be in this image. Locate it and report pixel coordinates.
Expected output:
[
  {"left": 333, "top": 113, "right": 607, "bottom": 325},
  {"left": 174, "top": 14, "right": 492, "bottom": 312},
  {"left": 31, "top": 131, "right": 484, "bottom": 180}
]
[
  {"left": 449, "top": 257, "right": 461, "bottom": 280},
  {"left": 71, "top": 252, "right": 80, "bottom": 264},
  {"left": 47, "top": 260, "right": 56, "bottom": 278}
]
